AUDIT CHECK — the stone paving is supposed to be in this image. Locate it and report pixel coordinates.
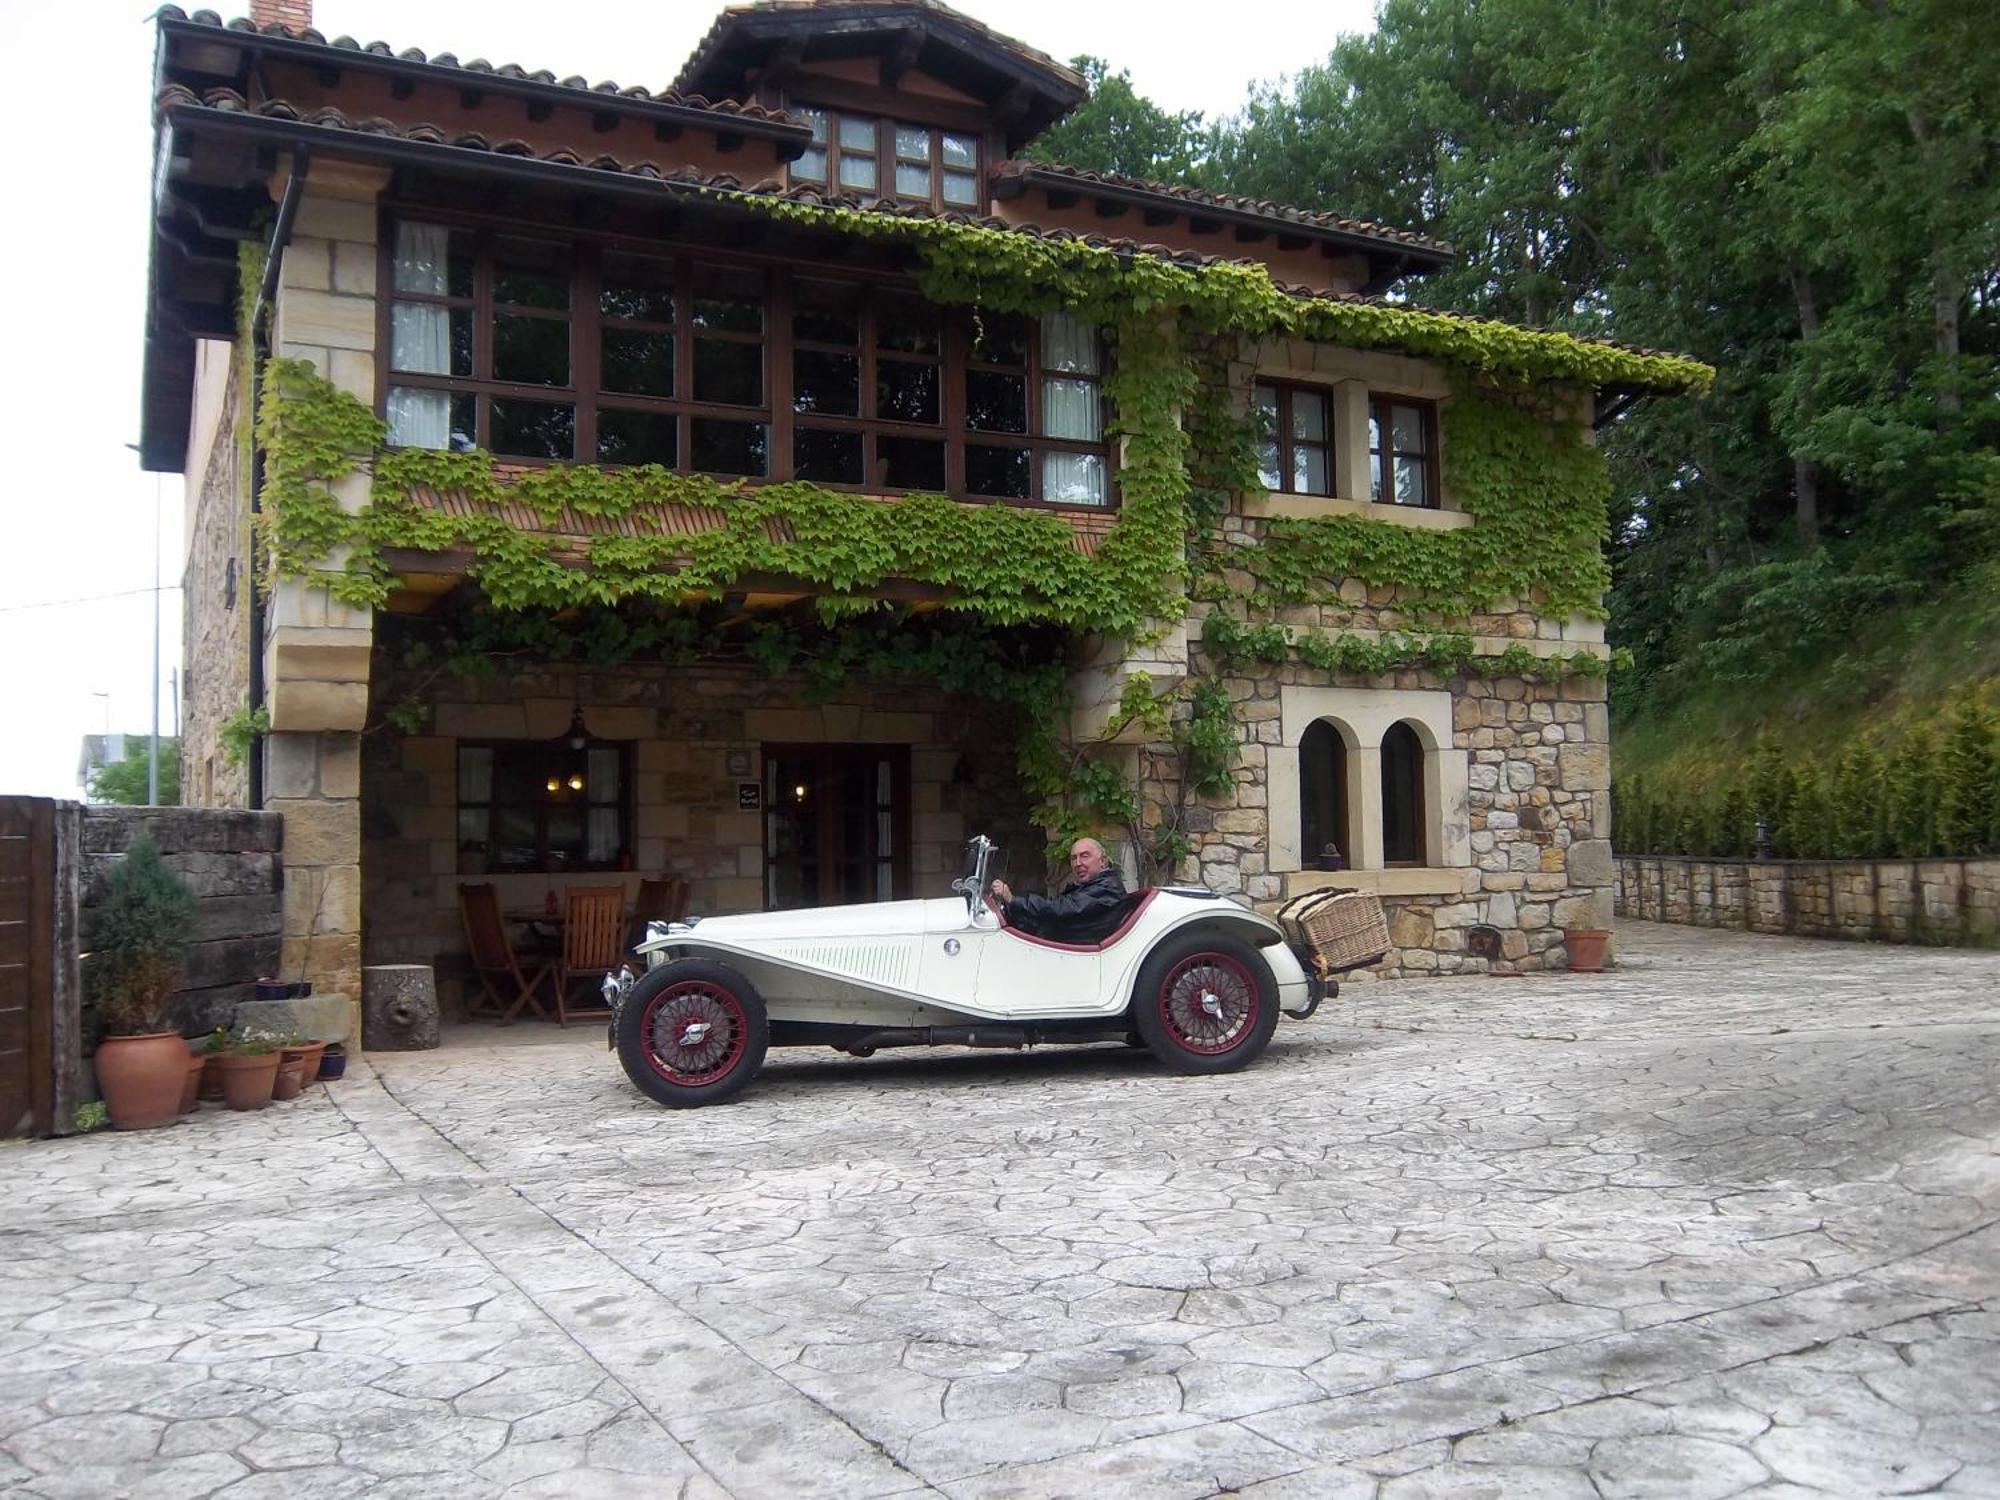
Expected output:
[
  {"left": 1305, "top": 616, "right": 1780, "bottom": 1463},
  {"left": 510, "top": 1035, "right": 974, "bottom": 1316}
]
[{"left": 2, "top": 920, "right": 1997, "bottom": 1499}]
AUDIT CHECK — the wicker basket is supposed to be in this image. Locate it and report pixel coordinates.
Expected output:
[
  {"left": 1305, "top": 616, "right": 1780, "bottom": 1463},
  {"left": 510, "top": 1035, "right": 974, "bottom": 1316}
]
[{"left": 1276, "top": 887, "right": 1392, "bottom": 974}]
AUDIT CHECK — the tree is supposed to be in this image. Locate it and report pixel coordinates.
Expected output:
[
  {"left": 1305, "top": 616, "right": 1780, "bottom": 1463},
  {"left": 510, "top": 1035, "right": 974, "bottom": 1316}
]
[
  {"left": 89, "top": 738, "right": 181, "bottom": 806},
  {"left": 1025, "top": 57, "right": 1207, "bottom": 182}
]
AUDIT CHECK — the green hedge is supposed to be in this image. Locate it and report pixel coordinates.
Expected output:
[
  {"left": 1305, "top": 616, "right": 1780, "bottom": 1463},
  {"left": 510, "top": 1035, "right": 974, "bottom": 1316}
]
[{"left": 1613, "top": 697, "right": 2000, "bottom": 859}]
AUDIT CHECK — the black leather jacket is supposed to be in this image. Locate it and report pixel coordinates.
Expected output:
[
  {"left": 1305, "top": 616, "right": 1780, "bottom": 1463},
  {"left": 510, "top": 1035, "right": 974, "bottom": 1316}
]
[{"left": 1004, "top": 865, "right": 1129, "bottom": 940}]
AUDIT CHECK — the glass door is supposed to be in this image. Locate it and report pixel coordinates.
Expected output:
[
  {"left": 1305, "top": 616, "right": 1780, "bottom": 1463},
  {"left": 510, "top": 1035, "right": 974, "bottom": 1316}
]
[{"left": 762, "top": 744, "right": 909, "bottom": 909}]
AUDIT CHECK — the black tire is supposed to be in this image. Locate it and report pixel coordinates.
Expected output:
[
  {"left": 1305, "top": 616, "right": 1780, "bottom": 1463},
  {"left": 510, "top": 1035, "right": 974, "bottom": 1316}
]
[
  {"left": 1130, "top": 928, "right": 1280, "bottom": 1075},
  {"left": 615, "top": 959, "right": 769, "bottom": 1108}
]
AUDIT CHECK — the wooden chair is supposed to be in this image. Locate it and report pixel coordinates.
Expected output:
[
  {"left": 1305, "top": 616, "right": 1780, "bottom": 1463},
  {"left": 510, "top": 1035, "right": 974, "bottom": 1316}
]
[
  {"left": 557, "top": 885, "right": 626, "bottom": 1027},
  {"left": 626, "top": 876, "right": 689, "bottom": 961},
  {"left": 458, "top": 883, "right": 554, "bottom": 1024}
]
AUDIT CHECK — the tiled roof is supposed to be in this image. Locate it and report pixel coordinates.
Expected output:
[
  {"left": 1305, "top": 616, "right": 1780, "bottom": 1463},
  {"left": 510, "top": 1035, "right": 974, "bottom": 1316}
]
[
  {"left": 407, "top": 482, "right": 1102, "bottom": 558},
  {"left": 157, "top": 86, "right": 1231, "bottom": 270},
  {"left": 157, "top": 86, "right": 1688, "bottom": 372},
  {"left": 673, "top": 0, "right": 1087, "bottom": 98},
  {"left": 156, "top": 7, "right": 802, "bottom": 126},
  {"left": 992, "top": 160, "right": 1454, "bottom": 260}
]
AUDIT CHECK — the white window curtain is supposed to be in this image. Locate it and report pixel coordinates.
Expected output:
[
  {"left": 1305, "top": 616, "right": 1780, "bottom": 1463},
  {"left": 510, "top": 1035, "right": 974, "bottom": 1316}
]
[
  {"left": 388, "top": 223, "right": 453, "bottom": 450},
  {"left": 1043, "top": 451, "right": 1106, "bottom": 506},
  {"left": 1039, "top": 312, "right": 1105, "bottom": 504}
]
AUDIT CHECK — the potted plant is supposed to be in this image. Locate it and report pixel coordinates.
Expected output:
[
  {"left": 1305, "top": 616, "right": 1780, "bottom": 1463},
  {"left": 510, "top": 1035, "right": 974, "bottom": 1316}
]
[
  {"left": 213, "top": 1035, "right": 282, "bottom": 1111},
  {"left": 1563, "top": 927, "right": 1613, "bottom": 973},
  {"left": 87, "top": 835, "right": 198, "bottom": 1131},
  {"left": 179, "top": 1034, "right": 214, "bottom": 1115},
  {"left": 1316, "top": 843, "right": 1346, "bottom": 873}
]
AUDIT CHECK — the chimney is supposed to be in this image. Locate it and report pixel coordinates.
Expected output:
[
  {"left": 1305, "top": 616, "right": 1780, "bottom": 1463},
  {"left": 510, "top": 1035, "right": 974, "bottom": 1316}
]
[{"left": 248, "top": 0, "right": 312, "bottom": 31}]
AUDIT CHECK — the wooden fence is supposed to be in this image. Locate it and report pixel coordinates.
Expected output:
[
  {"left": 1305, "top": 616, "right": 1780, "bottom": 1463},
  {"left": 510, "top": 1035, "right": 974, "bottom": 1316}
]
[{"left": 1, "top": 800, "right": 283, "bottom": 1139}]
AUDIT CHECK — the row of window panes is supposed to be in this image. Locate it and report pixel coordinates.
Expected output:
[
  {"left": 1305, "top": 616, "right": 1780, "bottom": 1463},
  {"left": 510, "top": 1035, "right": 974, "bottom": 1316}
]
[
  {"left": 385, "top": 223, "right": 1106, "bottom": 503},
  {"left": 788, "top": 106, "right": 981, "bottom": 206},
  {"left": 458, "top": 743, "right": 625, "bottom": 872},
  {"left": 1254, "top": 380, "right": 1437, "bottom": 508}
]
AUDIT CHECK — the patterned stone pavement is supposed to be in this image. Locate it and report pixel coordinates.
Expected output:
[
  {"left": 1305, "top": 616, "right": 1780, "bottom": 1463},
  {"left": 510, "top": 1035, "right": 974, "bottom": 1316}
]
[{"left": 2, "top": 919, "right": 1996, "bottom": 1499}]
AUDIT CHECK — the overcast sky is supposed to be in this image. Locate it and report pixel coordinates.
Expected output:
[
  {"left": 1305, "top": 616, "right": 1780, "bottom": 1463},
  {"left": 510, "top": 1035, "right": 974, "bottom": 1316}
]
[{"left": 0, "top": 0, "right": 1377, "bottom": 801}]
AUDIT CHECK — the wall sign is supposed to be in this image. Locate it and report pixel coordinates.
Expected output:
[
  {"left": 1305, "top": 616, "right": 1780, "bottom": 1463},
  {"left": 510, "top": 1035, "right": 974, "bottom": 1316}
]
[
  {"left": 724, "top": 749, "right": 753, "bottom": 776},
  {"left": 737, "top": 782, "right": 762, "bottom": 811}
]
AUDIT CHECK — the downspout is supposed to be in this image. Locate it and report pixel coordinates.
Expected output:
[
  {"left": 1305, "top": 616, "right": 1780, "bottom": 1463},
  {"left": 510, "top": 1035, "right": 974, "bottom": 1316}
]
[{"left": 245, "top": 148, "right": 310, "bottom": 811}]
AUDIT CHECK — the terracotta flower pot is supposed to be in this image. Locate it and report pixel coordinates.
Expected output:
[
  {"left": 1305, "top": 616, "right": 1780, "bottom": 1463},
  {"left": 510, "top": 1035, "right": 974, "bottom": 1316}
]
[
  {"left": 272, "top": 1059, "right": 306, "bottom": 1101},
  {"left": 180, "top": 1047, "right": 207, "bottom": 1114},
  {"left": 213, "top": 1051, "right": 281, "bottom": 1111},
  {"left": 1564, "top": 927, "right": 1612, "bottom": 973},
  {"left": 198, "top": 1054, "right": 226, "bottom": 1102},
  {"left": 95, "top": 1032, "right": 189, "bottom": 1131},
  {"left": 279, "top": 1041, "right": 326, "bottom": 1090}
]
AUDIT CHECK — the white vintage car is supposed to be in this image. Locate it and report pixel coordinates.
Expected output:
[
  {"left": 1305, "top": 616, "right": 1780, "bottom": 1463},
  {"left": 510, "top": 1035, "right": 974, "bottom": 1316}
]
[{"left": 602, "top": 836, "right": 1363, "bottom": 1107}]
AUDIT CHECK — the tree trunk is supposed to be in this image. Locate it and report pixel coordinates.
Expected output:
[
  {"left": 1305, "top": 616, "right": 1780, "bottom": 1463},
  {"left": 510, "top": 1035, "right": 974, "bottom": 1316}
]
[
  {"left": 1787, "top": 261, "right": 1822, "bottom": 547},
  {"left": 1905, "top": 106, "right": 1962, "bottom": 418}
]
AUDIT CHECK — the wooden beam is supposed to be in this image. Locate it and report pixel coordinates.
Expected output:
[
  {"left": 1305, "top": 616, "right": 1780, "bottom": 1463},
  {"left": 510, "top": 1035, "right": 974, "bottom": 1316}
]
[{"left": 881, "top": 27, "right": 926, "bottom": 86}]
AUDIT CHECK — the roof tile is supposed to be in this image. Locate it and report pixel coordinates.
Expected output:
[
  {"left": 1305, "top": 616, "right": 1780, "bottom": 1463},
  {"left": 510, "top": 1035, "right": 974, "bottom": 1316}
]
[
  {"left": 994, "top": 160, "right": 1453, "bottom": 258},
  {"left": 157, "top": 5, "right": 801, "bottom": 124}
]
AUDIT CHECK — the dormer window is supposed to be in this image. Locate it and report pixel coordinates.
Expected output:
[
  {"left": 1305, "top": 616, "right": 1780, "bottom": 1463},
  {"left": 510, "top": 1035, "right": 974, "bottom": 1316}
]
[{"left": 788, "top": 105, "right": 983, "bottom": 211}]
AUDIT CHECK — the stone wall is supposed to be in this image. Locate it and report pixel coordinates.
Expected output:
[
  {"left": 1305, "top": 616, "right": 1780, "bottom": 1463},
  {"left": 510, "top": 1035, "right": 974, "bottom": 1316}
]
[
  {"left": 1616, "top": 855, "right": 2000, "bottom": 946},
  {"left": 80, "top": 807, "right": 284, "bottom": 1038},
  {"left": 179, "top": 345, "right": 252, "bottom": 810},
  {"left": 360, "top": 659, "right": 1037, "bottom": 972},
  {"left": 1154, "top": 640, "right": 1612, "bottom": 976}
]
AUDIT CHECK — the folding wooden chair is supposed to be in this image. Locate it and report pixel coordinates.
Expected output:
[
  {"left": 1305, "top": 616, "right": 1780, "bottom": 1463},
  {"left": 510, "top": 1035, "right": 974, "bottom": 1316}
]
[
  {"left": 459, "top": 883, "right": 554, "bottom": 1024},
  {"left": 626, "top": 876, "right": 688, "bottom": 962},
  {"left": 557, "top": 885, "right": 626, "bottom": 1027}
]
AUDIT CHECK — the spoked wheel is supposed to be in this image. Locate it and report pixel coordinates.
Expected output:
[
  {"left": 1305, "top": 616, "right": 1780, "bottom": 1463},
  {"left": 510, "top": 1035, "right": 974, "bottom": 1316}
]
[
  {"left": 615, "top": 960, "right": 769, "bottom": 1107},
  {"left": 1130, "top": 929, "right": 1280, "bottom": 1075}
]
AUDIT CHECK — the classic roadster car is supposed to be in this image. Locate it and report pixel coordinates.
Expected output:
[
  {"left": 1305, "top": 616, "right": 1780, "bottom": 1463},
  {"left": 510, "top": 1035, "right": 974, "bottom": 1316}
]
[{"left": 604, "top": 836, "right": 1381, "bottom": 1107}]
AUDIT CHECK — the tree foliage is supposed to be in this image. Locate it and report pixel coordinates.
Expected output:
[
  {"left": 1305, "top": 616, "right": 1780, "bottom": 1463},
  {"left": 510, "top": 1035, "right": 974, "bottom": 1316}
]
[
  {"left": 1183, "top": 0, "right": 2000, "bottom": 727},
  {"left": 88, "top": 738, "right": 181, "bottom": 807},
  {"left": 1026, "top": 56, "right": 1208, "bottom": 181}
]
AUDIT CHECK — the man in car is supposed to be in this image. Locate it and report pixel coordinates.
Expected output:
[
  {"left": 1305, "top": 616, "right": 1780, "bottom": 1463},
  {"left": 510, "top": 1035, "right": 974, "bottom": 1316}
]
[{"left": 990, "top": 837, "right": 1128, "bottom": 941}]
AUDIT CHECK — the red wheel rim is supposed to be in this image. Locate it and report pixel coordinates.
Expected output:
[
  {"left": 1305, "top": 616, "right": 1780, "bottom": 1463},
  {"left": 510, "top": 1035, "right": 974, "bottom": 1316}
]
[
  {"left": 639, "top": 980, "right": 749, "bottom": 1087},
  {"left": 1158, "top": 952, "right": 1258, "bottom": 1055}
]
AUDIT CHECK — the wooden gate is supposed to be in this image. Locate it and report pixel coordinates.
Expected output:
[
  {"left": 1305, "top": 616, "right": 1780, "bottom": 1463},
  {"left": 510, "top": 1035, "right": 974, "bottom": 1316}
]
[{"left": 0, "top": 798, "right": 77, "bottom": 1138}]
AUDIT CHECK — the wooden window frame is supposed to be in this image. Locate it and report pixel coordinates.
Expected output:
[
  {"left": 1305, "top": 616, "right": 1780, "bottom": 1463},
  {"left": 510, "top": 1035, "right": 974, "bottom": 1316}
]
[
  {"left": 456, "top": 738, "right": 635, "bottom": 876},
  {"left": 784, "top": 102, "right": 985, "bottom": 213},
  {"left": 760, "top": 743, "right": 911, "bottom": 909},
  {"left": 1368, "top": 393, "right": 1441, "bottom": 510},
  {"left": 1254, "top": 380, "right": 1335, "bottom": 498},
  {"left": 1380, "top": 721, "right": 1428, "bottom": 867},
  {"left": 378, "top": 211, "right": 1114, "bottom": 511}
]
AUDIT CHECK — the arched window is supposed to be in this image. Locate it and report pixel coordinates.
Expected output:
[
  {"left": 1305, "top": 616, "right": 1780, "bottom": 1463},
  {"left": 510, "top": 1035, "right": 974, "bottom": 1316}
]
[
  {"left": 1382, "top": 721, "right": 1427, "bottom": 865},
  {"left": 1299, "top": 720, "right": 1350, "bottom": 868}
]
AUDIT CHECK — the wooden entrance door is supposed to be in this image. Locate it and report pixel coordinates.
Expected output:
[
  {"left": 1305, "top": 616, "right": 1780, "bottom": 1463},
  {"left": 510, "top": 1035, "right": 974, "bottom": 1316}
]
[
  {"left": 762, "top": 745, "right": 910, "bottom": 909},
  {"left": 0, "top": 798, "right": 58, "bottom": 1138}
]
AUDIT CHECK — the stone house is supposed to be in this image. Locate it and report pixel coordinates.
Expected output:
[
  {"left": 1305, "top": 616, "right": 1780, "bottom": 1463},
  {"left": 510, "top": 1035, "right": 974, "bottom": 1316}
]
[{"left": 140, "top": 0, "right": 1709, "bottom": 1013}]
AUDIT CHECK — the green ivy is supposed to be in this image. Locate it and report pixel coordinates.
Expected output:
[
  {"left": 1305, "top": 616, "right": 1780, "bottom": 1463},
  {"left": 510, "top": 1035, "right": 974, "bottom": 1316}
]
[
  {"left": 1199, "top": 610, "right": 1607, "bottom": 682},
  {"left": 1221, "top": 380, "right": 1615, "bottom": 621},
  {"left": 248, "top": 200, "right": 1697, "bottom": 846}
]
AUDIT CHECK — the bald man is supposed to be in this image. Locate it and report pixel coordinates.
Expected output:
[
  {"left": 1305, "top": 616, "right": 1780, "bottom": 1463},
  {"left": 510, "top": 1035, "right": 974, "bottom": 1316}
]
[{"left": 990, "top": 837, "right": 1128, "bottom": 941}]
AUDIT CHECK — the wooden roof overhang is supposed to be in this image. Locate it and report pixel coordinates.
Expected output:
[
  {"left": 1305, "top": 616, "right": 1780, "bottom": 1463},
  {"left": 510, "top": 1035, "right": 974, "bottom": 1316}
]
[
  {"left": 674, "top": 0, "right": 1087, "bottom": 155},
  {"left": 989, "top": 162, "right": 1455, "bottom": 296}
]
